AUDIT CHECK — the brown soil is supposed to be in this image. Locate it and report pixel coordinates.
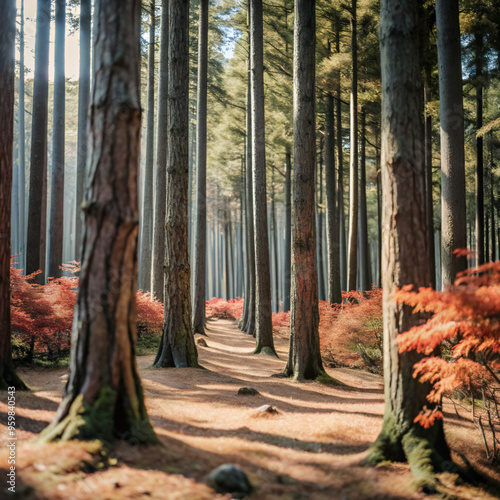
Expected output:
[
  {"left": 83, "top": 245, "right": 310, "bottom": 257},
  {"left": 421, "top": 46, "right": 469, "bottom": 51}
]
[{"left": 0, "top": 319, "right": 499, "bottom": 499}]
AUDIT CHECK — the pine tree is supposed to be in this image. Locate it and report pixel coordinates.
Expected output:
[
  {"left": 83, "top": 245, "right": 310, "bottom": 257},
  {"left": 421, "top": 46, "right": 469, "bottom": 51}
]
[{"left": 40, "top": 0, "right": 156, "bottom": 444}]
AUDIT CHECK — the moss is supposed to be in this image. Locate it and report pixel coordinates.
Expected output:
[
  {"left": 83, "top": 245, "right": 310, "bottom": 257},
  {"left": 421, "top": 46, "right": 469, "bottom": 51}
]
[
  {"left": 254, "top": 346, "right": 278, "bottom": 357},
  {"left": 39, "top": 385, "right": 157, "bottom": 445},
  {"left": 315, "top": 372, "right": 344, "bottom": 386},
  {"left": 136, "top": 332, "right": 162, "bottom": 356}
]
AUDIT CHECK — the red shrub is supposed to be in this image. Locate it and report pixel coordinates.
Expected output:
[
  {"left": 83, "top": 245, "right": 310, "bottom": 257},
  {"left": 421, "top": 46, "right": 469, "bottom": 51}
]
[
  {"left": 396, "top": 255, "right": 500, "bottom": 461},
  {"left": 205, "top": 297, "right": 244, "bottom": 320},
  {"left": 319, "top": 289, "right": 383, "bottom": 370},
  {"left": 136, "top": 291, "right": 163, "bottom": 334}
]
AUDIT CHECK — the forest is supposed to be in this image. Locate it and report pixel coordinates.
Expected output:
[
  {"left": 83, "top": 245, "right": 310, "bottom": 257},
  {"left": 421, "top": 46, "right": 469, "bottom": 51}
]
[{"left": 0, "top": 0, "right": 500, "bottom": 498}]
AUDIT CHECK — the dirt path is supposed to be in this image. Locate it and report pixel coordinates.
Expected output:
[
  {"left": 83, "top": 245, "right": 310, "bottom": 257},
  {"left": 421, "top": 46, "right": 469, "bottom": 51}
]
[{"left": 1, "top": 319, "right": 499, "bottom": 499}]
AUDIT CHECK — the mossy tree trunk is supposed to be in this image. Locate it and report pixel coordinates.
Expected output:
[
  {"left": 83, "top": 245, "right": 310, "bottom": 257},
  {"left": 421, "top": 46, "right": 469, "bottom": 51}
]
[
  {"left": 0, "top": 0, "right": 28, "bottom": 391},
  {"left": 40, "top": 0, "right": 156, "bottom": 444},
  {"left": 153, "top": 0, "right": 198, "bottom": 369},
  {"left": 366, "top": 0, "right": 450, "bottom": 485},
  {"left": 283, "top": 0, "right": 325, "bottom": 380},
  {"left": 250, "top": 0, "right": 276, "bottom": 356}
]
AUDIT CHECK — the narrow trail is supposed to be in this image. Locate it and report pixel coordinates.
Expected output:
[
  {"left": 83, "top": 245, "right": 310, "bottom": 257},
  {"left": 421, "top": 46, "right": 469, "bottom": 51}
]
[{"left": 3, "top": 319, "right": 498, "bottom": 499}]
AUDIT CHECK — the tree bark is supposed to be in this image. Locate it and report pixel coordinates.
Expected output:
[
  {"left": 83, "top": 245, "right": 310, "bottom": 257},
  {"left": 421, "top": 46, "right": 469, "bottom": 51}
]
[
  {"left": 326, "top": 94, "right": 342, "bottom": 304},
  {"left": 18, "top": 0, "right": 26, "bottom": 270},
  {"left": 347, "top": 0, "right": 358, "bottom": 291},
  {"left": 75, "top": 0, "right": 91, "bottom": 262},
  {"left": 192, "top": 0, "right": 209, "bottom": 335},
  {"left": 250, "top": 0, "right": 275, "bottom": 355},
  {"left": 151, "top": 0, "right": 169, "bottom": 302},
  {"left": 317, "top": 149, "right": 326, "bottom": 300},
  {"left": 283, "top": 151, "right": 292, "bottom": 312},
  {"left": 0, "top": 0, "right": 28, "bottom": 391},
  {"left": 436, "top": 0, "right": 467, "bottom": 287},
  {"left": 424, "top": 75, "right": 436, "bottom": 289},
  {"left": 365, "top": 0, "right": 450, "bottom": 485},
  {"left": 475, "top": 33, "right": 485, "bottom": 266},
  {"left": 139, "top": 1, "right": 156, "bottom": 292},
  {"left": 26, "top": 0, "right": 50, "bottom": 281},
  {"left": 240, "top": 62, "right": 256, "bottom": 337},
  {"left": 153, "top": 0, "right": 198, "bottom": 369},
  {"left": 48, "top": 0, "right": 66, "bottom": 279},
  {"left": 283, "top": 0, "right": 327, "bottom": 380},
  {"left": 40, "top": 0, "right": 156, "bottom": 444},
  {"left": 359, "top": 109, "right": 370, "bottom": 290}
]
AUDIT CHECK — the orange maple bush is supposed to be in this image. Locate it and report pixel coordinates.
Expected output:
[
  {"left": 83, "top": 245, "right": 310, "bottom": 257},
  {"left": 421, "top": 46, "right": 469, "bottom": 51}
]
[
  {"left": 396, "top": 255, "right": 500, "bottom": 462},
  {"left": 10, "top": 262, "right": 164, "bottom": 361}
]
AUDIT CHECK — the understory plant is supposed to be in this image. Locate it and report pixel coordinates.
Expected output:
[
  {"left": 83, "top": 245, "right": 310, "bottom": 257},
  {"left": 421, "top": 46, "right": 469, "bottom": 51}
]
[{"left": 396, "top": 252, "right": 500, "bottom": 463}]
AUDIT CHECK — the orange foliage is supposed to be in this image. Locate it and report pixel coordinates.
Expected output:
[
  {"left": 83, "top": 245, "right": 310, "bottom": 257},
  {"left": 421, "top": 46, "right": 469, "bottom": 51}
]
[
  {"left": 10, "top": 262, "right": 165, "bottom": 360},
  {"left": 396, "top": 257, "right": 500, "bottom": 437},
  {"left": 205, "top": 297, "right": 244, "bottom": 320},
  {"left": 319, "top": 289, "right": 383, "bottom": 370}
]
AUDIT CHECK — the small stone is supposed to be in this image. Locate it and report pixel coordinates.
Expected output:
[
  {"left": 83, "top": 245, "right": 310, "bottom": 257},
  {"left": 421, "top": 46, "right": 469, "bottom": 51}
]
[
  {"left": 206, "top": 464, "right": 253, "bottom": 498},
  {"left": 196, "top": 338, "right": 208, "bottom": 347},
  {"left": 257, "top": 404, "right": 278, "bottom": 414},
  {"left": 237, "top": 387, "right": 260, "bottom": 396}
]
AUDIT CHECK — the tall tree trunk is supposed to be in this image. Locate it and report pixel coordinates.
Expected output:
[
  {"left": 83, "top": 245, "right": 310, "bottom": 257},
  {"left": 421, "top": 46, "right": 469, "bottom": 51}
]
[
  {"left": 192, "top": 0, "right": 208, "bottom": 335},
  {"left": 139, "top": 1, "right": 156, "bottom": 292},
  {"left": 18, "top": 0, "right": 26, "bottom": 270},
  {"left": 475, "top": 33, "right": 485, "bottom": 266},
  {"left": 270, "top": 168, "right": 279, "bottom": 311},
  {"left": 326, "top": 93, "right": 341, "bottom": 304},
  {"left": 153, "top": 0, "right": 198, "bottom": 368},
  {"left": 26, "top": 0, "right": 50, "bottom": 281},
  {"left": 436, "top": 0, "right": 467, "bottom": 287},
  {"left": 424, "top": 75, "right": 436, "bottom": 288},
  {"left": 40, "top": 0, "right": 156, "bottom": 444},
  {"left": 358, "top": 109, "right": 370, "bottom": 290},
  {"left": 283, "top": 151, "right": 292, "bottom": 311},
  {"left": 151, "top": 0, "right": 169, "bottom": 301},
  {"left": 75, "top": 0, "right": 91, "bottom": 262},
  {"left": 0, "top": 0, "right": 28, "bottom": 390},
  {"left": 366, "top": 0, "right": 450, "bottom": 484},
  {"left": 347, "top": 0, "right": 358, "bottom": 291},
  {"left": 317, "top": 149, "right": 326, "bottom": 300},
  {"left": 250, "top": 0, "right": 275, "bottom": 356},
  {"left": 48, "top": 0, "right": 66, "bottom": 279},
  {"left": 283, "top": 0, "right": 328, "bottom": 380},
  {"left": 240, "top": 61, "right": 256, "bottom": 336}
]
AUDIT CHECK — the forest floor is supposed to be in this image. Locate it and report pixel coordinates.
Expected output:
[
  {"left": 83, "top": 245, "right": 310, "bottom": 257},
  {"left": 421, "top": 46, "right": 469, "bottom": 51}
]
[{"left": 1, "top": 318, "right": 499, "bottom": 500}]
